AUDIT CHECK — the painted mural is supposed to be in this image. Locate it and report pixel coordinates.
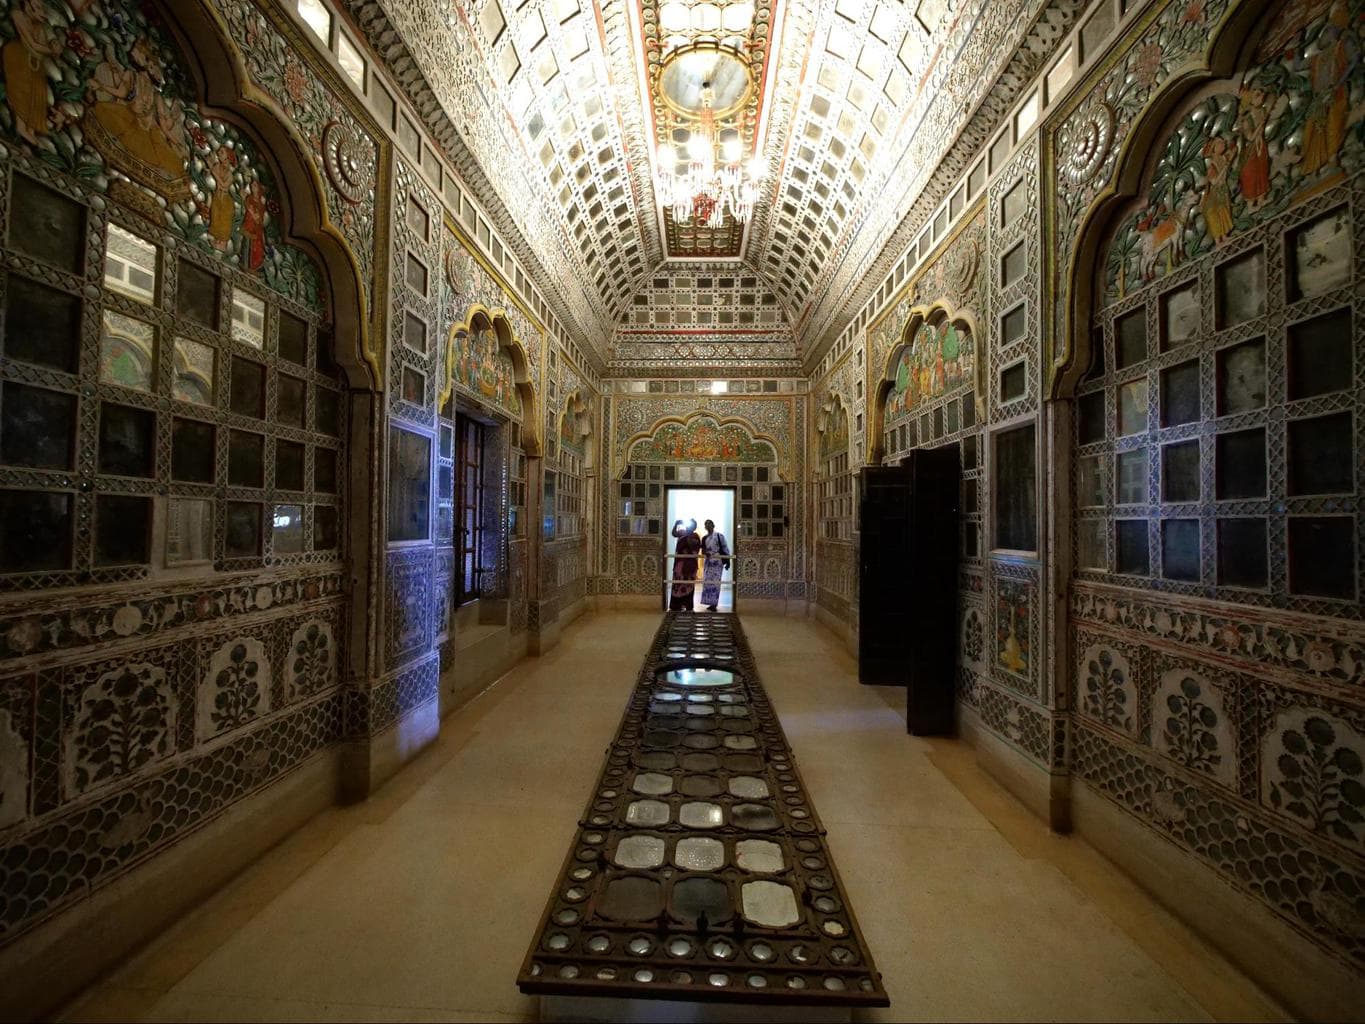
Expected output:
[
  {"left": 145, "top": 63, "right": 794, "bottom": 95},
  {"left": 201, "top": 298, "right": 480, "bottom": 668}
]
[
  {"left": 819, "top": 405, "right": 849, "bottom": 457},
  {"left": 885, "top": 321, "right": 974, "bottom": 421},
  {"left": 629, "top": 415, "right": 776, "bottom": 464},
  {"left": 1104, "top": 0, "right": 1365, "bottom": 303},
  {"left": 451, "top": 327, "right": 522, "bottom": 418},
  {"left": 0, "top": 0, "right": 322, "bottom": 307},
  {"left": 559, "top": 406, "right": 584, "bottom": 457}
]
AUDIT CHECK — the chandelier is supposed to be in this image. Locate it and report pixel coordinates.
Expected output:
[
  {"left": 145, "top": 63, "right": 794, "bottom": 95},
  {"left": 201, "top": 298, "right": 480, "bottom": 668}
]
[{"left": 655, "top": 84, "right": 765, "bottom": 228}]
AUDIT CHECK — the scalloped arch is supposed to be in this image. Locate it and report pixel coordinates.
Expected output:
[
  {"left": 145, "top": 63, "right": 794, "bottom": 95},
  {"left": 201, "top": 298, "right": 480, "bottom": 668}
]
[
  {"left": 440, "top": 303, "right": 541, "bottom": 455},
  {"left": 160, "top": 0, "right": 377, "bottom": 389},
  {"left": 869, "top": 299, "right": 984, "bottom": 463},
  {"left": 624, "top": 410, "right": 786, "bottom": 478},
  {"left": 556, "top": 388, "right": 593, "bottom": 465},
  {"left": 1048, "top": 0, "right": 1274, "bottom": 397}
]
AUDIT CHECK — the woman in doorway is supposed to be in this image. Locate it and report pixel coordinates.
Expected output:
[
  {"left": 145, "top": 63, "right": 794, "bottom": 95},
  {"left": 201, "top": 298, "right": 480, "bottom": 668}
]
[
  {"left": 669, "top": 519, "right": 702, "bottom": 612},
  {"left": 700, "top": 519, "right": 730, "bottom": 612}
]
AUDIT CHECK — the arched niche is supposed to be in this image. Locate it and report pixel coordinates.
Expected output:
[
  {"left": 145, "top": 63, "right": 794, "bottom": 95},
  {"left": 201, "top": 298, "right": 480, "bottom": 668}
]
[
  {"left": 158, "top": 0, "right": 376, "bottom": 389},
  {"left": 869, "top": 301, "right": 982, "bottom": 464},
  {"left": 816, "top": 394, "right": 851, "bottom": 460},
  {"left": 1049, "top": 0, "right": 1274, "bottom": 398},
  {"left": 556, "top": 389, "right": 593, "bottom": 468},
  {"left": 625, "top": 411, "right": 783, "bottom": 478},
  {"left": 440, "top": 304, "right": 539, "bottom": 454}
]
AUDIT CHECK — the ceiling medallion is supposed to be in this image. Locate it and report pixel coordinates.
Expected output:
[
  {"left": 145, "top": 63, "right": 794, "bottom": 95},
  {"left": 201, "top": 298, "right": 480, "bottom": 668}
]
[
  {"left": 656, "top": 42, "right": 754, "bottom": 121},
  {"left": 653, "top": 44, "right": 765, "bottom": 229}
]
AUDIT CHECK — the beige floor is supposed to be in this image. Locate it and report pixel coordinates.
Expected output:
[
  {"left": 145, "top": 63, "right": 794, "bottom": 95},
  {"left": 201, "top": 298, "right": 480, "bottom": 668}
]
[{"left": 59, "top": 611, "right": 1287, "bottom": 1023}]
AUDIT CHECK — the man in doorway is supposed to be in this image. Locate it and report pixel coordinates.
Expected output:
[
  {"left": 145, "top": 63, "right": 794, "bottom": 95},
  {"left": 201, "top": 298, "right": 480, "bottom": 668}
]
[{"left": 700, "top": 519, "right": 730, "bottom": 612}]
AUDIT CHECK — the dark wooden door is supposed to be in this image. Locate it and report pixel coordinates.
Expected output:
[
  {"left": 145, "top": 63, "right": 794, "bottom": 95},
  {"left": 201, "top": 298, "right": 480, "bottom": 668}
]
[
  {"left": 858, "top": 464, "right": 913, "bottom": 684},
  {"left": 858, "top": 447, "right": 961, "bottom": 736}
]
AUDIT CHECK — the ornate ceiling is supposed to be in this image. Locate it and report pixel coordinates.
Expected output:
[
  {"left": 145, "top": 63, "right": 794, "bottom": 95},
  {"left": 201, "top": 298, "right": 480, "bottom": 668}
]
[{"left": 356, "top": 0, "right": 1079, "bottom": 365}]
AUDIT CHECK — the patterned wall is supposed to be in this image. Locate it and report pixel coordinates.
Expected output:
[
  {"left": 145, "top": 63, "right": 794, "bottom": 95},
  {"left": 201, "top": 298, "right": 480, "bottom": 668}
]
[
  {"left": 597, "top": 394, "right": 805, "bottom": 604},
  {"left": 1053, "top": 0, "right": 1365, "bottom": 976},
  {"left": 0, "top": 0, "right": 357, "bottom": 949}
]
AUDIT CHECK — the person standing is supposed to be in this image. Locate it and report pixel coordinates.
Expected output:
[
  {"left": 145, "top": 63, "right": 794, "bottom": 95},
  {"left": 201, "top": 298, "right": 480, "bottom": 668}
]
[
  {"left": 669, "top": 519, "right": 702, "bottom": 612},
  {"left": 700, "top": 519, "right": 730, "bottom": 612}
]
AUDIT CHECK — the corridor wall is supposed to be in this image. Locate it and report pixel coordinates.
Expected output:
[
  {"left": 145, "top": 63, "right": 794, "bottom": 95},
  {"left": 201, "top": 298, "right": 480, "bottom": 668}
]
[
  {"left": 0, "top": 0, "right": 602, "bottom": 1016},
  {"left": 817, "top": 0, "right": 1365, "bottom": 1015}
]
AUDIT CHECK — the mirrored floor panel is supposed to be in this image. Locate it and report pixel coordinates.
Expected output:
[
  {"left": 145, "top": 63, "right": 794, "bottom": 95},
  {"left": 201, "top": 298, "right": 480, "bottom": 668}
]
[{"left": 516, "top": 613, "right": 889, "bottom": 1008}]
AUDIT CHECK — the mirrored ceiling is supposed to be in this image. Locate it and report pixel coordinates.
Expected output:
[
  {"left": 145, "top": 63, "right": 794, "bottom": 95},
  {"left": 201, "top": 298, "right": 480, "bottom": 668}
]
[{"left": 364, "top": 0, "right": 1064, "bottom": 360}]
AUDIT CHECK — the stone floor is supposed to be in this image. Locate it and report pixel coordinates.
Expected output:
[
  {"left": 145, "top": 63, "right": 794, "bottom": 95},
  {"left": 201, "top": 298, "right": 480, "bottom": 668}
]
[{"left": 59, "top": 611, "right": 1287, "bottom": 1023}]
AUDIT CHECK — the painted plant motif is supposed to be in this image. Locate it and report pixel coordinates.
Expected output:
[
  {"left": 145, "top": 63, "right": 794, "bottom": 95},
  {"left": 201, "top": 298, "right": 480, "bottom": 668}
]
[
  {"left": 1160, "top": 675, "right": 1223, "bottom": 775},
  {"left": 1081, "top": 646, "right": 1135, "bottom": 734},
  {"left": 452, "top": 328, "right": 522, "bottom": 418},
  {"left": 68, "top": 663, "right": 174, "bottom": 794},
  {"left": 1104, "top": 0, "right": 1365, "bottom": 302},
  {"left": 632, "top": 416, "right": 777, "bottom": 464},
  {"left": 1265, "top": 712, "right": 1365, "bottom": 845},
  {"left": 287, "top": 620, "right": 334, "bottom": 700},
  {"left": 0, "top": 0, "right": 322, "bottom": 306},
  {"left": 995, "top": 579, "right": 1030, "bottom": 677},
  {"left": 961, "top": 607, "right": 985, "bottom": 667},
  {"left": 209, "top": 642, "right": 264, "bottom": 734},
  {"left": 886, "top": 321, "right": 974, "bottom": 420}
]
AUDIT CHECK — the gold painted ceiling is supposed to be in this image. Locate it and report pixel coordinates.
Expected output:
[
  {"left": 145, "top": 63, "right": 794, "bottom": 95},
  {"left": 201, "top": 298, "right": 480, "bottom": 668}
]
[{"left": 362, "top": 0, "right": 1073, "bottom": 362}]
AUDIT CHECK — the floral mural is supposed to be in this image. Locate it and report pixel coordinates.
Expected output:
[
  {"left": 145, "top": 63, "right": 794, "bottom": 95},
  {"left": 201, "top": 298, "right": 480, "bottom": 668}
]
[
  {"left": 1079, "top": 643, "right": 1136, "bottom": 736},
  {"left": 885, "top": 320, "right": 974, "bottom": 421},
  {"left": 65, "top": 662, "right": 176, "bottom": 797},
  {"left": 630, "top": 415, "right": 777, "bottom": 464},
  {"left": 1153, "top": 669, "right": 1234, "bottom": 786},
  {"left": 1103, "top": 0, "right": 1365, "bottom": 303},
  {"left": 0, "top": 0, "right": 322, "bottom": 306},
  {"left": 1264, "top": 709, "right": 1365, "bottom": 848}
]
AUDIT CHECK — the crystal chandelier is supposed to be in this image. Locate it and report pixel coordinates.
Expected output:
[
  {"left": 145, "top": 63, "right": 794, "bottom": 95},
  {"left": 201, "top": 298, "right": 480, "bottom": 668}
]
[{"left": 656, "top": 85, "right": 765, "bottom": 228}]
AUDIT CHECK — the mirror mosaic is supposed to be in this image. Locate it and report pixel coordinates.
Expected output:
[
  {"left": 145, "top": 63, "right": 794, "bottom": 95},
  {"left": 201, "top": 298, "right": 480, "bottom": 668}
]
[{"left": 518, "top": 613, "right": 886, "bottom": 1005}]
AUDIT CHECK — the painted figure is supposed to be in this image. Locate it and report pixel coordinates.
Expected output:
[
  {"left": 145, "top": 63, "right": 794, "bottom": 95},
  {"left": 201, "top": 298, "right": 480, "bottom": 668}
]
[
  {"left": 669, "top": 519, "right": 702, "bottom": 612},
  {"left": 206, "top": 145, "right": 238, "bottom": 249},
  {"left": 1199, "top": 136, "right": 1236, "bottom": 245},
  {"left": 240, "top": 177, "right": 267, "bottom": 271},
  {"left": 1236, "top": 86, "right": 1272, "bottom": 208},
  {"left": 85, "top": 38, "right": 191, "bottom": 198},
  {"left": 1301, "top": 1, "right": 1352, "bottom": 177},
  {"left": 3, "top": 0, "right": 62, "bottom": 144},
  {"left": 700, "top": 519, "right": 730, "bottom": 612}
]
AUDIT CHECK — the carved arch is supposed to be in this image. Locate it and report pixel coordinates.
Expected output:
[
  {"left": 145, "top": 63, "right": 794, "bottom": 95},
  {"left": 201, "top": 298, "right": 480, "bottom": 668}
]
[
  {"left": 440, "top": 304, "right": 540, "bottom": 455},
  {"left": 1048, "top": 0, "right": 1274, "bottom": 398},
  {"left": 816, "top": 393, "right": 851, "bottom": 465},
  {"left": 869, "top": 300, "right": 984, "bottom": 464},
  {"left": 556, "top": 389, "right": 593, "bottom": 467},
  {"left": 159, "top": 0, "right": 378, "bottom": 389},
  {"left": 623, "top": 410, "right": 786, "bottom": 479}
]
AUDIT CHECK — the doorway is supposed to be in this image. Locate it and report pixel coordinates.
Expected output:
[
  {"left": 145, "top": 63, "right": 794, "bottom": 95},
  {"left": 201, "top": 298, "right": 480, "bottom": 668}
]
[{"left": 663, "top": 486, "right": 737, "bottom": 612}]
